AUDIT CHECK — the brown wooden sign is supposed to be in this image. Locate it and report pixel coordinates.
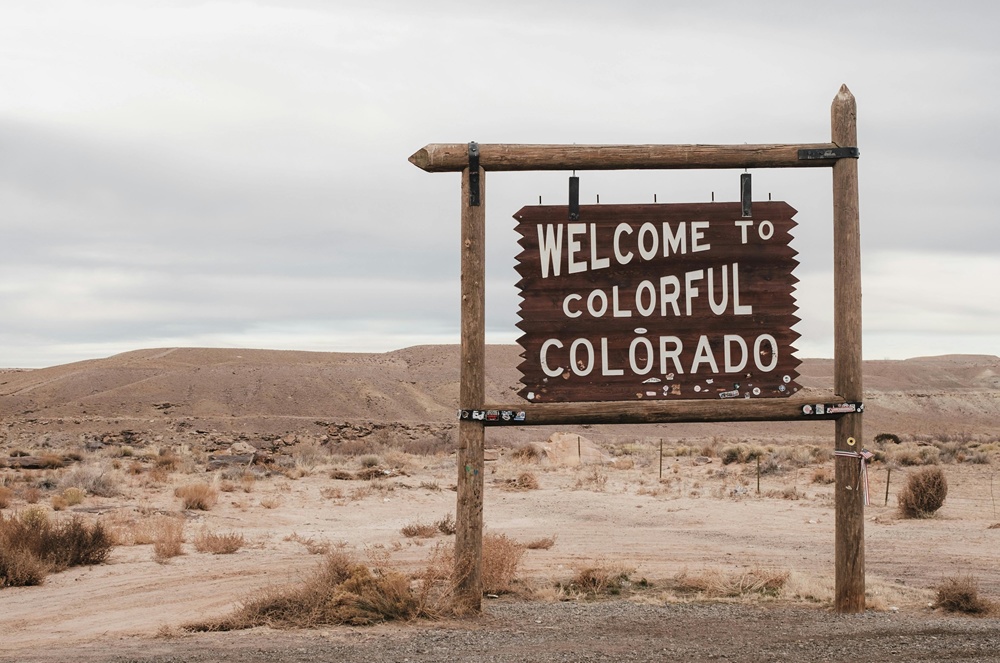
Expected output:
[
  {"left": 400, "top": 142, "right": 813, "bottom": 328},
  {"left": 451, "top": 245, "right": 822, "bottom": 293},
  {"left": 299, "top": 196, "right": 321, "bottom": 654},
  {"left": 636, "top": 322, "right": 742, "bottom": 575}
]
[{"left": 514, "top": 201, "right": 801, "bottom": 402}]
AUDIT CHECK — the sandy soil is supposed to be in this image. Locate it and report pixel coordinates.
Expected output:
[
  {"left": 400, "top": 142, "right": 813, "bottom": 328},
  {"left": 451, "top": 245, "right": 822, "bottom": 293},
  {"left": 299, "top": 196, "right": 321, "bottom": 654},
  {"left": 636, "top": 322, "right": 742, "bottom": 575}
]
[
  {"left": 2, "top": 442, "right": 999, "bottom": 661},
  {"left": 2, "top": 347, "right": 999, "bottom": 661}
]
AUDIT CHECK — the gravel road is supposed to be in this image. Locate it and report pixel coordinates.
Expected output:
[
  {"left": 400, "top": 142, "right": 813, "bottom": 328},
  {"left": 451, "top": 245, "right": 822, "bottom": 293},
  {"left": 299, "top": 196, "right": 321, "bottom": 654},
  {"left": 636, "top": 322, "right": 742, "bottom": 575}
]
[{"left": 9, "top": 600, "right": 1000, "bottom": 663}]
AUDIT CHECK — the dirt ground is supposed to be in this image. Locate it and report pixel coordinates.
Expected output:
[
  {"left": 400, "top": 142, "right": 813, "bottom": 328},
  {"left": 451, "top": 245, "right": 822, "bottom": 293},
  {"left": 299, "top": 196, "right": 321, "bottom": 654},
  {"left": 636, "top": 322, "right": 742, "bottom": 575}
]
[{"left": 3, "top": 438, "right": 999, "bottom": 662}]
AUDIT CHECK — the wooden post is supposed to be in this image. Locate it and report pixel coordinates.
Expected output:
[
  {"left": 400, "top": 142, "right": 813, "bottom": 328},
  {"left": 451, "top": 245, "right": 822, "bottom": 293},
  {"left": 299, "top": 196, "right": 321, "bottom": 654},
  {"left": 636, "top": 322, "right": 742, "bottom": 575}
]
[
  {"left": 831, "top": 84, "right": 865, "bottom": 614},
  {"left": 455, "top": 163, "right": 486, "bottom": 613},
  {"left": 884, "top": 468, "right": 891, "bottom": 506},
  {"left": 659, "top": 439, "right": 663, "bottom": 480}
]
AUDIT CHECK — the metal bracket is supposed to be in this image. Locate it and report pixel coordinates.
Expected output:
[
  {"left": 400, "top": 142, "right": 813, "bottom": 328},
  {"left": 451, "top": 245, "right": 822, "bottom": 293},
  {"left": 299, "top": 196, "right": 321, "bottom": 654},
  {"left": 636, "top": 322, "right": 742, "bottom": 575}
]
[
  {"left": 568, "top": 175, "right": 580, "bottom": 220},
  {"left": 468, "top": 141, "right": 480, "bottom": 206},
  {"left": 740, "top": 172, "right": 752, "bottom": 218},
  {"left": 797, "top": 147, "right": 860, "bottom": 161}
]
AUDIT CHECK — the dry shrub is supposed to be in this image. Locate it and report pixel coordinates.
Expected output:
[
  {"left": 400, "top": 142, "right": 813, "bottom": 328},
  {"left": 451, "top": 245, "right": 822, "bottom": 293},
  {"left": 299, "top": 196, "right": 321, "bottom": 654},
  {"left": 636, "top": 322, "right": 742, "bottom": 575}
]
[
  {"left": 511, "top": 445, "right": 540, "bottom": 462},
  {"left": 898, "top": 467, "right": 948, "bottom": 518},
  {"left": 400, "top": 521, "right": 438, "bottom": 538},
  {"left": 155, "top": 450, "right": 181, "bottom": 471},
  {"left": 22, "top": 486, "right": 42, "bottom": 504},
  {"left": 329, "top": 468, "right": 354, "bottom": 481},
  {"left": 175, "top": 482, "right": 218, "bottom": 510},
  {"left": 51, "top": 495, "right": 69, "bottom": 511},
  {"left": 889, "top": 444, "right": 941, "bottom": 467},
  {"left": 574, "top": 467, "right": 608, "bottom": 491},
  {"left": 567, "top": 563, "right": 634, "bottom": 595},
  {"left": 525, "top": 536, "right": 556, "bottom": 550},
  {"left": 935, "top": 576, "right": 995, "bottom": 614},
  {"left": 187, "top": 550, "right": 439, "bottom": 630},
  {"left": 435, "top": 513, "right": 456, "bottom": 535},
  {"left": 720, "top": 443, "right": 764, "bottom": 465},
  {"left": 285, "top": 533, "right": 332, "bottom": 555},
  {"left": 153, "top": 518, "right": 185, "bottom": 562},
  {"left": 193, "top": 529, "right": 244, "bottom": 555},
  {"left": 504, "top": 472, "right": 539, "bottom": 491},
  {"left": 0, "top": 511, "right": 113, "bottom": 586},
  {"left": 481, "top": 533, "right": 525, "bottom": 595},
  {"left": 0, "top": 486, "right": 13, "bottom": 509},
  {"left": 811, "top": 466, "right": 834, "bottom": 484},
  {"left": 673, "top": 567, "right": 789, "bottom": 598},
  {"left": 62, "top": 487, "right": 85, "bottom": 506},
  {"left": 320, "top": 487, "right": 344, "bottom": 500},
  {"left": 60, "top": 464, "right": 121, "bottom": 497}
]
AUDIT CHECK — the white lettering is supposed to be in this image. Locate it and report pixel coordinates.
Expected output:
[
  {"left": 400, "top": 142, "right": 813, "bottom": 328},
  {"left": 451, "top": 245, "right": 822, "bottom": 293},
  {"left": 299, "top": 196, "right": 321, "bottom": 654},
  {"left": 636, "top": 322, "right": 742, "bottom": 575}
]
[
  {"left": 567, "top": 223, "right": 586, "bottom": 274},
  {"left": 537, "top": 224, "right": 563, "bottom": 278},
  {"left": 540, "top": 339, "right": 563, "bottom": 377},
  {"left": 613, "top": 223, "right": 633, "bottom": 265}
]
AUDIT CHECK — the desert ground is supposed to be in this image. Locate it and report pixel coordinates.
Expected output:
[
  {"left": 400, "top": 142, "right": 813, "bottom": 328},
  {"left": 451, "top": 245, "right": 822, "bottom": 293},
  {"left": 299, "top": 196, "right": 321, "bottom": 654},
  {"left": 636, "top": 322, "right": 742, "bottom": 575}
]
[{"left": 1, "top": 347, "right": 999, "bottom": 662}]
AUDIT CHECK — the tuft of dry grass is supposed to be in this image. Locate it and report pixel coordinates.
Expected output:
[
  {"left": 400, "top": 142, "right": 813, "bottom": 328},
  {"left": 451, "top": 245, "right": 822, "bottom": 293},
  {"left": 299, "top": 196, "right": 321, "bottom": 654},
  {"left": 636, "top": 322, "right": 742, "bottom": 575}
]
[
  {"left": 574, "top": 467, "right": 608, "bottom": 492},
  {"left": 0, "top": 486, "right": 13, "bottom": 509},
  {"left": 481, "top": 533, "right": 525, "bottom": 595},
  {"left": 60, "top": 464, "right": 121, "bottom": 497},
  {"left": 175, "top": 482, "right": 219, "bottom": 511},
  {"left": 285, "top": 532, "right": 332, "bottom": 555},
  {"left": 503, "top": 472, "right": 539, "bottom": 491},
  {"left": 0, "top": 511, "right": 114, "bottom": 587},
  {"left": 153, "top": 517, "right": 185, "bottom": 562},
  {"left": 400, "top": 521, "right": 438, "bottom": 538},
  {"left": 193, "top": 529, "right": 245, "bottom": 555},
  {"left": 525, "top": 536, "right": 556, "bottom": 550},
  {"left": 898, "top": 467, "right": 948, "bottom": 518},
  {"left": 673, "top": 567, "right": 789, "bottom": 598},
  {"left": 566, "top": 563, "right": 635, "bottom": 595},
  {"left": 935, "top": 575, "right": 995, "bottom": 614},
  {"left": 435, "top": 513, "right": 456, "bottom": 536},
  {"left": 186, "top": 550, "right": 443, "bottom": 630}
]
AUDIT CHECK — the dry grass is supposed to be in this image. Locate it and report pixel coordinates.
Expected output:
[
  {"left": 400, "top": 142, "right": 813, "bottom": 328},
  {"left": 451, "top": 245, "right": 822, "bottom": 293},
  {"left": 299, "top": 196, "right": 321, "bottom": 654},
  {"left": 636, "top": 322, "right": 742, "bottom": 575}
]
[
  {"left": 503, "top": 472, "right": 539, "bottom": 491},
  {"left": 935, "top": 575, "right": 995, "bottom": 614},
  {"left": 193, "top": 529, "right": 244, "bottom": 555},
  {"left": 60, "top": 464, "right": 121, "bottom": 497},
  {"left": 0, "top": 486, "right": 13, "bottom": 509},
  {"left": 561, "top": 562, "right": 635, "bottom": 596},
  {"left": 525, "top": 536, "right": 556, "bottom": 550},
  {"left": 898, "top": 467, "right": 948, "bottom": 518},
  {"left": 673, "top": 567, "right": 789, "bottom": 598},
  {"left": 153, "top": 518, "right": 185, "bottom": 562},
  {"left": 481, "top": 532, "right": 525, "bottom": 595},
  {"left": 186, "top": 550, "right": 445, "bottom": 630},
  {"left": 574, "top": 467, "right": 608, "bottom": 491},
  {"left": 400, "top": 521, "right": 438, "bottom": 538},
  {"left": 435, "top": 513, "right": 456, "bottom": 536},
  {"left": 175, "top": 482, "right": 219, "bottom": 511},
  {"left": 0, "top": 510, "right": 114, "bottom": 587},
  {"left": 285, "top": 533, "right": 332, "bottom": 555}
]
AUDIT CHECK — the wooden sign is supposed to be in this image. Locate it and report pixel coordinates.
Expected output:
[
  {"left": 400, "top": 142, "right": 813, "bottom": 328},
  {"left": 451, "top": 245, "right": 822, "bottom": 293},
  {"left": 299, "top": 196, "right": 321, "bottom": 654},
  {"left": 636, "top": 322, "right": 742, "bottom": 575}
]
[{"left": 514, "top": 202, "right": 801, "bottom": 402}]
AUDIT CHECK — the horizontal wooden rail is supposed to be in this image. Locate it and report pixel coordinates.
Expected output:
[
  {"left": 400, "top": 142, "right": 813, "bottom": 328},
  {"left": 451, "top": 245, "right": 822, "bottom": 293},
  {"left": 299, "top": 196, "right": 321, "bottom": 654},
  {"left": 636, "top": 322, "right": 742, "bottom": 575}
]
[
  {"left": 481, "top": 390, "right": 843, "bottom": 426},
  {"left": 409, "top": 143, "right": 848, "bottom": 173}
]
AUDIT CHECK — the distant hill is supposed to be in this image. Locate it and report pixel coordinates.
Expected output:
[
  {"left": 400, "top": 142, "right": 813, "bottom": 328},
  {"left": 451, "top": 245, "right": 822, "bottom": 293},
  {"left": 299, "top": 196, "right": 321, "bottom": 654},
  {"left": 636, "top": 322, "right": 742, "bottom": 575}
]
[{"left": 1, "top": 347, "right": 998, "bottom": 448}]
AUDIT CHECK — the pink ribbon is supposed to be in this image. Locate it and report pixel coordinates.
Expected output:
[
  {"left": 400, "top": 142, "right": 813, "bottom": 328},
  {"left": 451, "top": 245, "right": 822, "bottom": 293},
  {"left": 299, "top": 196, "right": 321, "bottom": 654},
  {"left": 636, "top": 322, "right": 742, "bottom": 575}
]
[{"left": 834, "top": 449, "right": 874, "bottom": 505}]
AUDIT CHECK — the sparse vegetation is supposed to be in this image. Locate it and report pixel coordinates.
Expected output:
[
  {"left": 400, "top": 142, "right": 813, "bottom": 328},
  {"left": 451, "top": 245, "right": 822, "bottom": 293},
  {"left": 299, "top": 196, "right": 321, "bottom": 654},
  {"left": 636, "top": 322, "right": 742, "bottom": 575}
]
[
  {"left": 0, "top": 510, "right": 114, "bottom": 587},
  {"left": 153, "top": 517, "right": 185, "bottom": 562},
  {"left": 60, "top": 464, "right": 121, "bottom": 497},
  {"left": 525, "top": 536, "right": 556, "bottom": 550},
  {"left": 400, "top": 521, "right": 438, "bottom": 538},
  {"left": 193, "top": 529, "right": 244, "bottom": 554},
  {"left": 481, "top": 533, "right": 526, "bottom": 595},
  {"left": 186, "top": 550, "right": 443, "bottom": 630},
  {"left": 562, "top": 562, "right": 635, "bottom": 596},
  {"left": 175, "top": 482, "right": 219, "bottom": 510},
  {"left": 898, "top": 467, "right": 948, "bottom": 518},
  {"left": 935, "top": 575, "right": 995, "bottom": 614},
  {"left": 673, "top": 567, "right": 789, "bottom": 598}
]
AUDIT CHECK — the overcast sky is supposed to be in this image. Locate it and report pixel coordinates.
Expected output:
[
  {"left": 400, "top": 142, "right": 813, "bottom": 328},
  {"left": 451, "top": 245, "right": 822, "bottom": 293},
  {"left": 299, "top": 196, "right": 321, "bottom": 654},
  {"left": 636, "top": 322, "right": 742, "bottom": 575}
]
[{"left": 1, "top": 0, "right": 997, "bottom": 368}]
